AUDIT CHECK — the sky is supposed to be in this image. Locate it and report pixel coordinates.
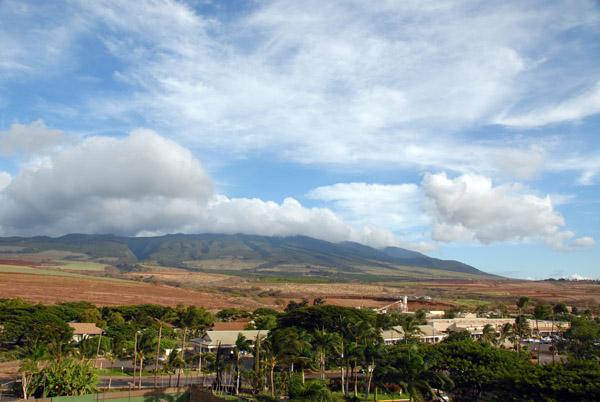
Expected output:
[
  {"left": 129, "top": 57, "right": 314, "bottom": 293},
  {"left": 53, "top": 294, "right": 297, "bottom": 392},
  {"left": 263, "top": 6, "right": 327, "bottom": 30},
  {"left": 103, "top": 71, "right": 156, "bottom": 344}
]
[{"left": 0, "top": 0, "right": 599, "bottom": 280}]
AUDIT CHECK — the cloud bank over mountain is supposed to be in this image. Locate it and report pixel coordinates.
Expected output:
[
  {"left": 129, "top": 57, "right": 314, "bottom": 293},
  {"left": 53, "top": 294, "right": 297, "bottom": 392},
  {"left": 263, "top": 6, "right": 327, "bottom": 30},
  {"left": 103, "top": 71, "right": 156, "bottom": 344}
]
[{"left": 0, "top": 124, "right": 591, "bottom": 253}]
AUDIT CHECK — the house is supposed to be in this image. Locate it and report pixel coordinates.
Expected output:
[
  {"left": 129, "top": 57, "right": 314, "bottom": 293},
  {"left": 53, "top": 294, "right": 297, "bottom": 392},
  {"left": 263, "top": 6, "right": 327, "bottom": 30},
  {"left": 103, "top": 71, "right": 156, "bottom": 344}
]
[
  {"left": 190, "top": 330, "right": 267, "bottom": 355},
  {"left": 381, "top": 325, "right": 447, "bottom": 345},
  {"left": 69, "top": 323, "right": 104, "bottom": 343}
]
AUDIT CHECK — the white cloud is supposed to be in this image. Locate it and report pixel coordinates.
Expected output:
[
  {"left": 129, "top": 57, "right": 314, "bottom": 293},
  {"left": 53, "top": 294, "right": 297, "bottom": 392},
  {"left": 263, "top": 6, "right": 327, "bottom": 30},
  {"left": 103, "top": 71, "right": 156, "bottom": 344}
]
[
  {"left": 0, "top": 120, "right": 65, "bottom": 159},
  {"left": 571, "top": 237, "right": 596, "bottom": 247},
  {"left": 0, "top": 172, "right": 11, "bottom": 191},
  {"left": 307, "top": 182, "right": 425, "bottom": 230},
  {"left": 494, "top": 146, "right": 545, "bottom": 180},
  {"left": 0, "top": 129, "right": 429, "bottom": 250},
  {"left": 306, "top": 182, "right": 435, "bottom": 252},
  {"left": 422, "top": 172, "right": 577, "bottom": 248},
  {"left": 0, "top": 129, "right": 213, "bottom": 235},
  {"left": 497, "top": 82, "right": 600, "bottom": 128},
  {"left": 59, "top": 0, "right": 600, "bottom": 175}
]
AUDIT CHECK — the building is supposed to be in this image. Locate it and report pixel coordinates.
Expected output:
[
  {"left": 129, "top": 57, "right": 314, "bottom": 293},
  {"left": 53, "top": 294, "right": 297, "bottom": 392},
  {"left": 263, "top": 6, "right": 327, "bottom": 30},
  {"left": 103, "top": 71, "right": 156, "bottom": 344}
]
[
  {"left": 381, "top": 325, "right": 447, "bottom": 345},
  {"left": 69, "top": 322, "right": 103, "bottom": 342},
  {"left": 190, "top": 330, "right": 267, "bottom": 355}
]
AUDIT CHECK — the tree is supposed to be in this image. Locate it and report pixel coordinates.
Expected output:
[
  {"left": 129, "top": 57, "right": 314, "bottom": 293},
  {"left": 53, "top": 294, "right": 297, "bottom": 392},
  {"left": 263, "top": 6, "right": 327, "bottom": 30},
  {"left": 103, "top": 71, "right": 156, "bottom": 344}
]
[
  {"left": 480, "top": 324, "right": 498, "bottom": 346},
  {"left": 163, "top": 350, "right": 183, "bottom": 387},
  {"left": 401, "top": 316, "right": 424, "bottom": 344},
  {"left": 494, "top": 359, "right": 600, "bottom": 402},
  {"left": 434, "top": 338, "right": 527, "bottom": 402},
  {"left": 233, "top": 333, "right": 252, "bottom": 395},
  {"left": 363, "top": 343, "right": 385, "bottom": 402},
  {"left": 498, "top": 323, "right": 514, "bottom": 348},
  {"left": 376, "top": 344, "right": 452, "bottom": 402},
  {"left": 414, "top": 310, "right": 427, "bottom": 325},
  {"left": 551, "top": 302, "right": 569, "bottom": 363},
  {"left": 532, "top": 304, "right": 550, "bottom": 362},
  {"left": 312, "top": 329, "right": 342, "bottom": 380},
  {"left": 47, "top": 328, "right": 74, "bottom": 361},
  {"left": 563, "top": 317, "right": 600, "bottom": 360},
  {"left": 135, "top": 333, "right": 157, "bottom": 389},
  {"left": 515, "top": 296, "right": 531, "bottom": 352},
  {"left": 288, "top": 375, "right": 340, "bottom": 402},
  {"left": 262, "top": 328, "right": 305, "bottom": 397},
  {"left": 104, "top": 338, "right": 125, "bottom": 390},
  {"left": 284, "top": 299, "right": 309, "bottom": 312},
  {"left": 24, "top": 358, "right": 99, "bottom": 397},
  {"left": 176, "top": 305, "right": 212, "bottom": 352}
]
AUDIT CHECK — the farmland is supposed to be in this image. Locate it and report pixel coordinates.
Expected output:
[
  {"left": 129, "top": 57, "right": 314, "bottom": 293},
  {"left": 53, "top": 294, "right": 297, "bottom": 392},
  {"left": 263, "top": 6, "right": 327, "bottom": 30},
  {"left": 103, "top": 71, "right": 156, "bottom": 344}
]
[{"left": 0, "top": 250, "right": 598, "bottom": 313}]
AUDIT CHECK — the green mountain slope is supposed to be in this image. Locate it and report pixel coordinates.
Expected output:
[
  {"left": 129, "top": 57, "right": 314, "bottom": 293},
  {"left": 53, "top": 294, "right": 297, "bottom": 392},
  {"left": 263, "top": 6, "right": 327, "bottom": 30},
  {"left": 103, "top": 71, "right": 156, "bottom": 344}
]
[{"left": 0, "top": 233, "right": 497, "bottom": 280}]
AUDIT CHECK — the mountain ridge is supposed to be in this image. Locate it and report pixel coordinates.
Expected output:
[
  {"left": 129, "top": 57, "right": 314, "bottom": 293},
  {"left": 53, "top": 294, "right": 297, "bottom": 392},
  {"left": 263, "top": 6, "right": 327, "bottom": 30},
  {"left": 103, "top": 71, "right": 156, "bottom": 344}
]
[{"left": 0, "top": 233, "right": 497, "bottom": 280}]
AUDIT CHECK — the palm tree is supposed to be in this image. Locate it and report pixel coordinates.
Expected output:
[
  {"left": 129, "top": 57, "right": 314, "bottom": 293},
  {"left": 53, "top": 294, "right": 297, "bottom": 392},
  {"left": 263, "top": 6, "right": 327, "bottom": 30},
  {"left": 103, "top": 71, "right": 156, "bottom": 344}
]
[
  {"left": 515, "top": 296, "right": 531, "bottom": 352},
  {"left": 104, "top": 338, "right": 124, "bottom": 390},
  {"left": 262, "top": 328, "right": 304, "bottom": 397},
  {"left": 312, "top": 329, "right": 342, "bottom": 380},
  {"left": 75, "top": 338, "right": 97, "bottom": 361},
  {"left": 47, "top": 329, "right": 74, "bottom": 361},
  {"left": 16, "top": 336, "right": 47, "bottom": 400},
  {"left": 346, "top": 342, "right": 365, "bottom": 397},
  {"left": 401, "top": 316, "right": 424, "bottom": 344},
  {"left": 551, "top": 302, "right": 568, "bottom": 363},
  {"left": 233, "top": 333, "right": 252, "bottom": 395},
  {"left": 135, "top": 333, "right": 157, "bottom": 389},
  {"left": 480, "top": 324, "right": 498, "bottom": 346},
  {"left": 498, "top": 322, "right": 514, "bottom": 348},
  {"left": 414, "top": 310, "right": 427, "bottom": 325},
  {"left": 163, "top": 350, "right": 183, "bottom": 387},
  {"left": 533, "top": 304, "right": 550, "bottom": 362},
  {"left": 363, "top": 342, "right": 385, "bottom": 402}
]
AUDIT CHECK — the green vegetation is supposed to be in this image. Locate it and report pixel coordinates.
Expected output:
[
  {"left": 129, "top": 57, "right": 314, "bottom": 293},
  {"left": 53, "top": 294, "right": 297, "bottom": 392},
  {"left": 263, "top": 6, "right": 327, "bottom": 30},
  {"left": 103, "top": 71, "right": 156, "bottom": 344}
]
[
  {"left": 2, "top": 298, "right": 599, "bottom": 401},
  {"left": 0, "top": 233, "right": 494, "bottom": 281}
]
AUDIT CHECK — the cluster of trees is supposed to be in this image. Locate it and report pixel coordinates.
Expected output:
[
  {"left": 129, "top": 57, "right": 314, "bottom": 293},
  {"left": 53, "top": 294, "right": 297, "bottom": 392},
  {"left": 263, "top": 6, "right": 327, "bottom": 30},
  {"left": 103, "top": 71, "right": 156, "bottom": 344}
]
[
  {"left": 1, "top": 297, "right": 599, "bottom": 401},
  {"left": 231, "top": 303, "right": 600, "bottom": 402},
  {"left": 0, "top": 299, "right": 213, "bottom": 398}
]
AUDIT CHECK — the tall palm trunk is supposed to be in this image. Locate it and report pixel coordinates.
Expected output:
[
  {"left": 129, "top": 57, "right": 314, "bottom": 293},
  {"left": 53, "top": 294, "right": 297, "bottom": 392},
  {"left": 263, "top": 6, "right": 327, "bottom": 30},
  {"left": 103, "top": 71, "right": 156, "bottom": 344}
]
[
  {"left": 364, "top": 361, "right": 375, "bottom": 402},
  {"left": 536, "top": 317, "right": 541, "bottom": 363},
  {"left": 133, "top": 331, "right": 138, "bottom": 388},
  {"left": 138, "top": 357, "right": 144, "bottom": 389},
  {"left": 353, "top": 360, "right": 358, "bottom": 397},
  {"left": 154, "top": 323, "right": 162, "bottom": 388},
  {"left": 340, "top": 341, "right": 345, "bottom": 393},
  {"left": 108, "top": 360, "right": 114, "bottom": 390},
  {"left": 94, "top": 330, "right": 103, "bottom": 368},
  {"left": 270, "top": 363, "right": 275, "bottom": 397}
]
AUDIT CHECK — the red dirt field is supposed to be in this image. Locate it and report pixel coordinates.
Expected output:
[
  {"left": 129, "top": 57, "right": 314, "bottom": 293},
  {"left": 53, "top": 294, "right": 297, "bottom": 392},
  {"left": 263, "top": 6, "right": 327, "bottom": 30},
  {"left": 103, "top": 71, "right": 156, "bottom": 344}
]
[
  {"left": 0, "top": 272, "right": 278, "bottom": 312},
  {"left": 1, "top": 270, "right": 599, "bottom": 312}
]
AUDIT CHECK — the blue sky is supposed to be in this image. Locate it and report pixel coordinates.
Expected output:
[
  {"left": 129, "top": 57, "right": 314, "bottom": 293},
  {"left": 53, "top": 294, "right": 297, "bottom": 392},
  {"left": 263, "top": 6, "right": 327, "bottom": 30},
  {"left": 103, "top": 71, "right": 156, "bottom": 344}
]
[{"left": 0, "top": 0, "right": 599, "bottom": 279}]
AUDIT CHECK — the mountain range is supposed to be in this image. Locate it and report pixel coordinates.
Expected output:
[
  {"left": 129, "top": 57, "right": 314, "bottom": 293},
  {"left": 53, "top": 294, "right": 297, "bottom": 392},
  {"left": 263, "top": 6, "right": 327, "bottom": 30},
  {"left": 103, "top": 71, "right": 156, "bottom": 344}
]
[{"left": 0, "top": 233, "right": 496, "bottom": 280}]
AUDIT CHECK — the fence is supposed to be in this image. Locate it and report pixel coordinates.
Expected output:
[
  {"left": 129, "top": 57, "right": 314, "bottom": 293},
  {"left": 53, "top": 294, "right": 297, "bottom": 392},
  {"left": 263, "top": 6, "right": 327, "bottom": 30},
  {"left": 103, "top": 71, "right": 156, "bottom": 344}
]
[{"left": 26, "top": 386, "right": 237, "bottom": 402}]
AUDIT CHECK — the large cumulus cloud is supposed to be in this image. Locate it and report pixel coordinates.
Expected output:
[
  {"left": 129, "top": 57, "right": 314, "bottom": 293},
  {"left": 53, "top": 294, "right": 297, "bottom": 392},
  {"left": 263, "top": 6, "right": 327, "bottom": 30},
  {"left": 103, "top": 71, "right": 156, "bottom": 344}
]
[
  {"left": 0, "top": 125, "right": 421, "bottom": 250},
  {"left": 422, "top": 172, "right": 593, "bottom": 250}
]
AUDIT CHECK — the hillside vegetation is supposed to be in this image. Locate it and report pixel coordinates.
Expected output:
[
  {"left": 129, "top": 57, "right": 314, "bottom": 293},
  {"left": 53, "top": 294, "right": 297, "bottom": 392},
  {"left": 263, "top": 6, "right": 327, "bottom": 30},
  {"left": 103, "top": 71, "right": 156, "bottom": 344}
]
[{"left": 0, "top": 233, "right": 496, "bottom": 280}]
